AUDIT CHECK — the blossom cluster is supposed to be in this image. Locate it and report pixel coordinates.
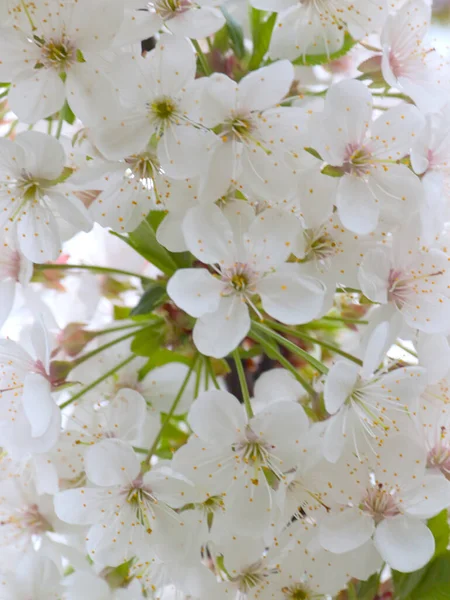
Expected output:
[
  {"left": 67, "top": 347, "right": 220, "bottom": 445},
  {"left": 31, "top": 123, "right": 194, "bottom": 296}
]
[{"left": 0, "top": 0, "right": 450, "bottom": 598}]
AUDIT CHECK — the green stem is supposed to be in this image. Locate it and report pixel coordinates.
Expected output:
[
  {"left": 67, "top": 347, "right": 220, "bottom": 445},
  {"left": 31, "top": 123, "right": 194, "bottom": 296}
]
[
  {"left": 269, "top": 322, "right": 363, "bottom": 367},
  {"left": 21, "top": 0, "right": 36, "bottom": 29},
  {"left": 205, "top": 358, "right": 221, "bottom": 390},
  {"left": 145, "top": 356, "right": 198, "bottom": 463},
  {"left": 194, "top": 357, "right": 203, "bottom": 399},
  {"left": 71, "top": 327, "right": 149, "bottom": 368},
  {"left": 252, "top": 322, "right": 329, "bottom": 375},
  {"left": 35, "top": 262, "right": 154, "bottom": 283},
  {"left": 321, "top": 316, "right": 368, "bottom": 325},
  {"left": 250, "top": 330, "right": 317, "bottom": 398},
  {"left": 192, "top": 39, "right": 212, "bottom": 75},
  {"left": 232, "top": 349, "right": 253, "bottom": 418},
  {"left": 94, "top": 322, "right": 144, "bottom": 337},
  {"left": 55, "top": 112, "right": 64, "bottom": 139},
  {"left": 59, "top": 355, "right": 135, "bottom": 408},
  {"left": 396, "top": 341, "right": 418, "bottom": 359}
]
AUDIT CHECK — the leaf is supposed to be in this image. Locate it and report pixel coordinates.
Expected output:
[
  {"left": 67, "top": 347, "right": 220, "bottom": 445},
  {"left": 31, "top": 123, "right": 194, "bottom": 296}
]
[
  {"left": 61, "top": 101, "right": 76, "bottom": 125},
  {"left": 138, "top": 350, "right": 193, "bottom": 379},
  {"left": 130, "top": 284, "right": 167, "bottom": 317},
  {"left": 221, "top": 7, "right": 246, "bottom": 59},
  {"left": 113, "top": 305, "right": 132, "bottom": 320},
  {"left": 321, "top": 165, "right": 344, "bottom": 178},
  {"left": 130, "top": 325, "right": 164, "bottom": 357},
  {"left": 248, "top": 9, "right": 277, "bottom": 71},
  {"left": 393, "top": 567, "right": 428, "bottom": 600},
  {"left": 353, "top": 573, "right": 380, "bottom": 600},
  {"left": 291, "top": 33, "right": 356, "bottom": 67},
  {"left": 428, "top": 510, "right": 450, "bottom": 557},
  {"left": 410, "top": 553, "right": 450, "bottom": 599}
]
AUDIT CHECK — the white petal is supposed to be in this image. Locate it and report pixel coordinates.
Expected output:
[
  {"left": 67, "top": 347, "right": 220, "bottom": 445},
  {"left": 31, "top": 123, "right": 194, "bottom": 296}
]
[
  {"left": 182, "top": 204, "right": 236, "bottom": 264},
  {"left": 0, "top": 279, "right": 16, "bottom": 330},
  {"left": 17, "top": 204, "right": 61, "bottom": 263},
  {"left": 188, "top": 389, "right": 246, "bottom": 445},
  {"left": 238, "top": 60, "right": 294, "bottom": 112},
  {"left": 193, "top": 296, "right": 251, "bottom": 358},
  {"left": 362, "top": 321, "right": 390, "bottom": 378},
  {"left": 157, "top": 125, "right": 210, "bottom": 180},
  {"left": 168, "top": 6, "right": 225, "bottom": 38},
  {"left": 15, "top": 131, "right": 65, "bottom": 180},
  {"left": 8, "top": 69, "right": 65, "bottom": 123},
  {"left": 358, "top": 247, "right": 391, "bottom": 303},
  {"left": 47, "top": 191, "right": 92, "bottom": 232},
  {"left": 337, "top": 175, "right": 379, "bottom": 235},
  {"left": 319, "top": 508, "right": 375, "bottom": 554},
  {"left": 405, "top": 474, "right": 450, "bottom": 519},
  {"left": 22, "top": 373, "right": 53, "bottom": 438},
  {"left": 322, "top": 409, "right": 348, "bottom": 463},
  {"left": 324, "top": 362, "right": 359, "bottom": 415},
  {"left": 54, "top": 488, "right": 114, "bottom": 525},
  {"left": 374, "top": 516, "right": 434, "bottom": 572},
  {"left": 151, "top": 34, "right": 196, "bottom": 96},
  {"left": 106, "top": 388, "right": 147, "bottom": 441},
  {"left": 167, "top": 268, "right": 223, "bottom": 318},
  {"left": 85, "top": 439, "right": 140, "bottom": 487},
  {"left": 258, "top": 265, "right": 325, "bottom": 324},
  {"left": 417, "top": 333, "right": 450, "bottom": 384},
  {"left": 253, "top": 369, "right": 304, "bottom": 407}
]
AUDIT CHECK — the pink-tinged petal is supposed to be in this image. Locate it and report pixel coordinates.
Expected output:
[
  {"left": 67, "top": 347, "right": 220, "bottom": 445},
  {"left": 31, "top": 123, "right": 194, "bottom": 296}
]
[
  {"left": 182, "top": 204, "right": 236, "bottom": 264},
  {"left": 167, "top": 268, "right": 223, "bottom": 318},
  {"left": 193, "top": 296, "right": 251, "bottom": 358},
  {"left": 188, "top": 389, "right": 246, "bottom": 445},
  {"left": 324, "top": 361, "right": 359, "bottom": 415},
  {"left": 8, "top": 69, "right": 65, "bottom": 124},
  {"left": 238, "top": 60, "right": 294, "bottom": 112},
  {"left": 258, "top": 265, "right": 325, "bottom": 325},
  {"left": 22, "top": 373, "right": 53, "bottom": 438},
  {"left": 15, "top": 131, "right": 65, "bottom": 180},
  {"left": 84, "top": 439, "right": 140, "bottom": 487},
  {"left": 319, "top": 508, "right": 375, "bottom": 553},
  {"left": 337, "top": 175, "right": 379, "bottom": 235},
  {"left": 374, "top": 515, "right": 434, "bottom": 573}
]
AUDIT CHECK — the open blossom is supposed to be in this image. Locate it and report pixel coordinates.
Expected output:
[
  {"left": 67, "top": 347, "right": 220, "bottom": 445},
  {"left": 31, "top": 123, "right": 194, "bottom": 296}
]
[
  {"left": 319, "top": 435, "right": 450, "bottom": 572},
  {"left": 118, "top": 0, "right": 225, "bottom": 44},
  {"left": 54, "top": 439, "right": 193, "bottom": 566},
  {"left": 0, "top": 552, "right": 63, "bottom": 600},
  {"left": 167, "top": 204, "right": 325, "bottom": 357},
  {"left": 312, "top": 79, "right": 424, "bottom": 234},
  {"left": 93, "top": 35, "right": 210, "bottom": 179},
  {"left": 381, "top": 0, "right": 450, "bottom": 113},
  {"left": 358, "top": 219, "right": 450, "bottom": 333},
  {"left": 197, "top": 61, "right": 300, "bottom": 202},
  {"left": 250, "top": 0, "right": 387, "bottom": 60},
  {"left": 0, "top": 132, "right": 92, "bottom": 263},
  {"left": 0, "top": 0, "right": 124, "bottom": 123}
]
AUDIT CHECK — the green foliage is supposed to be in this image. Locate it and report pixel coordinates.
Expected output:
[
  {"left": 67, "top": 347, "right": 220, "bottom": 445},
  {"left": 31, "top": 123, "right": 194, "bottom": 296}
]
[
  {"left": 221, "top": 7, "right": 246, "bottom": 59},
  {"left": 291, "top": 33, "right": 356, "bottom": 66},
  {"left": 138, "top": 350, "right": 193, "bottom": 379},
  {"left": 393, "top": 512, "right": 450, "bottom": 599},
  {"left": 130, "top": 323, "right": 165, "bottom": 357},
  {"left": 61, "top": 101, "right": 76, "bottom": 124},
  {"left": 130, "top": 283, "right": 167, "bottom": 317},
  {"left": 248, "top": 9, "right": 277, "bottom": 70},
  {"left": 352, "top": 573, "right": 380, "bottom": 599}
]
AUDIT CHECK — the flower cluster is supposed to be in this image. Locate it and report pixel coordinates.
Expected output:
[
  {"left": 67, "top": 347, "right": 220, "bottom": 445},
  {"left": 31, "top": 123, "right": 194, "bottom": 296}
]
[{"left": 0, "top": 0, "right": 450, "bottom": 598}]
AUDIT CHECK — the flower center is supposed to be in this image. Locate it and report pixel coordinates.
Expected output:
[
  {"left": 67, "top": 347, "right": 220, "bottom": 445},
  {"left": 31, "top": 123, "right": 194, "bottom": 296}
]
[
  {"left": 2, "top": 503, "right": 52, "bottom": 535},
  {"left": 361, "top": 483, "right": 400, "bottom": 524},
  {"left": 151, "top": 97, "right": 178, "bottom": 121},
  {"left": 221, "top": 262, "right": 258, "bottom": 295},
  {"left": 342, "top": 144, "right": 372, "bottom": 176},
  {"left": 388, "top": 266, "right": 445, "bottom": 308},
  {"left": 427, "top": 428, "right": 450, "bottom": 478},
  {"left": 304, "top": 229, "right": 338, "bottom": 264},
  {"left": 33, "top": 34, "right": 77, "bottom": 71},
  {"left": 235, "top": 561, "right": 267, "bottom": 593},
  {"left": 282, "top": 584, "right": 315, "bottom": 600},
  {"left": 150, "top": 0, "right": 191, "bottom": 19}
]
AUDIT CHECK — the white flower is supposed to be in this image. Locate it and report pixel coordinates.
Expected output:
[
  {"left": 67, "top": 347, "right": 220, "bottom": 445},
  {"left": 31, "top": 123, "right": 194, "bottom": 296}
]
[
  {"left": 197, "top": 61, "right": 299, "bottom": 202},
  {"left": 0, "top": 552, "right": 62, "bottom": 600},
  {"left": 312, "top": 79, "right": 424, "bottom": 234},
  {"left": 250, "top": 0, "right": 387, "bottom": 60},
  {"left": 319, "top": 435, "right": 450, "bottom": 572},
  {"left": 118, "top": 0, "right": 225, "bottom": 44},
  {"left": 64, "top": 570, "right": 145, "bottom": 600},
  {"left": 173, "top": 388, "right": 309, "bottom": 536},
  {"left": 323, "top": 323, "right": 426, "bottom": 462},
  {"left": 358, "top": 219, "right": 450, "bottom": 333},
  {"left": 54, "top": 439, "right": 192, "bottom": 566},
  {"left": 168, "top": 204, "right": 325, "bottom": 358},
  {"left": 381, "top": 0, "right": 450, "bottom": 113},
  {"left": 0, "top": 322, "right": 61, "bottom": 455},
  {"left": 0, "top": 0, "right": 124, "bottom": 123},
  {"left": 93, "top": 35, "right": 211, "bottom": 179},
  {"left": 0, "top": 132, "right": 92, "bottom": 262}
]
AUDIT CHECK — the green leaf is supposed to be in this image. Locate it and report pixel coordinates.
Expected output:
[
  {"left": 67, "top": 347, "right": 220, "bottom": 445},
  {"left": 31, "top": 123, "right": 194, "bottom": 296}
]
[
  {"left": 212, "top": 24, "right": 230, "bottom": 53},
  {"left": 112, "top": 217, "right": 178, "bottom": 277},
  {"left": 221, "top": 7, "right": 246, "bottom": 59},
  {"left": 292, "top": 33, "right": 356, "bottom": 66},
  {"left": 409, "top": 552, "right": 450, "bottom": 599},
  {"left": 248, "top": 9, "right": 277, "bottom": 71},
  {"left": 61, "top": 101, "right": 76, "bottom": 124},
  {"left": 130, "top": 325, "right": 164, "bottom": 357},
  {"left": 138, "top": 350, "right": 193, "bottom": 379},
  {"left": 113, "top": 305, "right": 132, "bottom": 320},
  {"left": 393, "top": 567, "right": 428, "bottom": 599},
  {"left": 353, "top": 573, "right": 380, "bottom": 600},
  {"left": 428, "top": 510, "right": 450, "bottom": 557},
  {"left": 321, "top": 165, "right": 344, "bottom": 178},
  {"left": 130, "top": 284, "right": 167, "bottom": 317}
]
